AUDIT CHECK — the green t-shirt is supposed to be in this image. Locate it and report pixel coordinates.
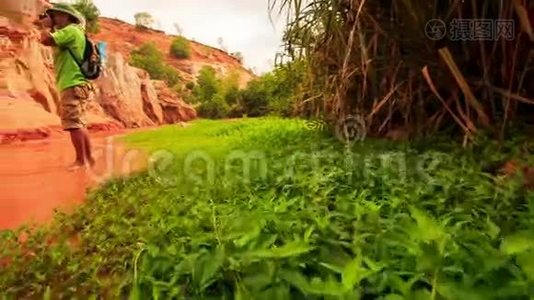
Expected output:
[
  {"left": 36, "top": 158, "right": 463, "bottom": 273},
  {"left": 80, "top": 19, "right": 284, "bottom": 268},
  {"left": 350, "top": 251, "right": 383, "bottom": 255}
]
[{"left": 52, "top": 24, "right": 88, "bottom": 92}]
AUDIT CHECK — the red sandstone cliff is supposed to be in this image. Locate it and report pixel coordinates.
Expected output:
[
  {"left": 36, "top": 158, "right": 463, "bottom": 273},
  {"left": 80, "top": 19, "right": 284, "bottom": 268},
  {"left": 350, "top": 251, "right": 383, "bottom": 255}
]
[
  {"left": 94, "top": 17, "right": 254, "bottom": 88},
  {"left": 0, "top": 2, "right": 253, "bottom": 144}
]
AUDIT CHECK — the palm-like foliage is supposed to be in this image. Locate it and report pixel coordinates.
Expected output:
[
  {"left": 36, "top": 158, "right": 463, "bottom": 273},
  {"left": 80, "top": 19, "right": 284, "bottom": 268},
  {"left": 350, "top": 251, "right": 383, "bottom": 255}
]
[{"left": 271, "top": 0, "right": 534, "bottom": 140}]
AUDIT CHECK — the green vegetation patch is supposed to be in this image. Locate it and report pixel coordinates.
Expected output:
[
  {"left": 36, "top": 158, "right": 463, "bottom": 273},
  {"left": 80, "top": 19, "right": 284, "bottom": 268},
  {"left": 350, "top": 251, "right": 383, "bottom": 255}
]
[
  {"left": 130, "top": 42, "right": 181, "bottom": 86},
  {"left": 170, "top": 36, "right": 192, "bottom": 59},
  {"left": 1, "top": 118, "right": 533, "bottom": 299},
  {"left": 190, "top": 62, "right": 303, "bottom": 119},
  {"left": 72, "top": 0, "right": 101, "bottom": 33}
]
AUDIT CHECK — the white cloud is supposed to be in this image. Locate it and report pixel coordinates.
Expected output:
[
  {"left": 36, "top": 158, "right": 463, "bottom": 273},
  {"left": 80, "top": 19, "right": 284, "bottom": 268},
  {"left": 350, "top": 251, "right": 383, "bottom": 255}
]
[{"left": 91, "top": 0, "right": 286, "bottom": 73}]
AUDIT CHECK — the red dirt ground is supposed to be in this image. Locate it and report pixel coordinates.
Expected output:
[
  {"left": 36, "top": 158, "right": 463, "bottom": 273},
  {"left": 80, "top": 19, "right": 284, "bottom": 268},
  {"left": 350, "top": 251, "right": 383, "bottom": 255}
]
[{"left": 0, "top": 131, "right": 149, "bottom": 230}]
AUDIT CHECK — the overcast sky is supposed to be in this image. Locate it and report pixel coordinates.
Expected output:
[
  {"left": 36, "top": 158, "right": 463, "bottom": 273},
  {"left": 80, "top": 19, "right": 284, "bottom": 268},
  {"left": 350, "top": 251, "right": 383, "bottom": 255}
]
[{"left": 91, "top": 0, "right": 286, "bottom": 73}]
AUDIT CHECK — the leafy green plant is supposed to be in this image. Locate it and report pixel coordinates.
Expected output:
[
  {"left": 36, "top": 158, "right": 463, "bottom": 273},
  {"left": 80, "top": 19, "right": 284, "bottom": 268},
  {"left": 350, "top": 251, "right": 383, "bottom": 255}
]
[
  {"left": 130, "top": 42, "right": 181, "bottom": 86},
  {"left": 197, "top": 92, "right": 229, "bottom": 118},
  {"left": 239, "top": 78, "right": 271, "bottom": 117},
  {"left": 170, "top": 36, "right": 192, "bottom": 59},
  {"left": 193, "top": 66, "right": 220, "bottom": 103},
  {"left": 185, "top": 82, "right": 195, "bottom": 90},
  {"left": 239, "top": 62, "right": 304, "bottom": 117},
  {"left": 1, "top": 119, "right": 533, "bottom": 299},
  {"left": 192, "top": 67, "right": 241, "bottom": 119},
  {"left": 71, "top": 0, "right": 100, "bottom": 33},
  {"left": 190, "top": 62, "right": 302, "bottom": 119}
]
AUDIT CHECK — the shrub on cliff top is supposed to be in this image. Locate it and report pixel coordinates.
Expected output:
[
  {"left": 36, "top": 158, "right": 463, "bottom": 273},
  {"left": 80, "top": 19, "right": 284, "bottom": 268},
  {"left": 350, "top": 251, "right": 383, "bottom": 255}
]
[
  {"left": 72, "top": 0, "right": 100, "bottom": 33},
  {"left": 170, "top": 36, "right": 192, "bottom": 59},
  {"left": 130, "top": 42, "right": 181, "bottom": 86},
  {"left": 134, "top": 12, "right": 154, "bottom": 29}
]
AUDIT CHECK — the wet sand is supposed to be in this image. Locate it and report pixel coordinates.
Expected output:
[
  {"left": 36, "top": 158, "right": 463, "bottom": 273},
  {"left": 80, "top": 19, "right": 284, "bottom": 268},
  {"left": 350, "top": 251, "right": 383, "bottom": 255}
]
[{"left": 0, "top": 132, "right": 149, "bottom": 230}]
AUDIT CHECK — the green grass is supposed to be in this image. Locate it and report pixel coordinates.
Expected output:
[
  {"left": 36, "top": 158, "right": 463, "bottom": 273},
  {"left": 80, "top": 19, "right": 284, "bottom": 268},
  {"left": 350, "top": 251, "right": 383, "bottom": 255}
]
[{"left": 1, "top": 118, "right": 533, "bottom": 299}]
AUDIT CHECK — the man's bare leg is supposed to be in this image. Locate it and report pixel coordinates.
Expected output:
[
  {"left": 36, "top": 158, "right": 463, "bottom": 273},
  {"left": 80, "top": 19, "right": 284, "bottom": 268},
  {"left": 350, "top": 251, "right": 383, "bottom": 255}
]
[
  {"left": 83, "top": 129, "right": 95, "bottom": 167},
  {"left": 68, "top": 128, "right": 86, "bottom": 170}
]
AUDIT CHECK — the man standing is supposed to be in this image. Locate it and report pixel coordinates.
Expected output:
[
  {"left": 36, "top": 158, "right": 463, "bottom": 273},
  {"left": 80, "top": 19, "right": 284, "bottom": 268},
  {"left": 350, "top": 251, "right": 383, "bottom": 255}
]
[{"left": 36, "top": 3, "right": 95, "bottom": 171}]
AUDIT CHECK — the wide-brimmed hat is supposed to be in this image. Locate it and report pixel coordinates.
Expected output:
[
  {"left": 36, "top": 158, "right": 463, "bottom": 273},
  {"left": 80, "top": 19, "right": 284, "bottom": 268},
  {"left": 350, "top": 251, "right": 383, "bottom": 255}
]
[{"left": 46, "top": 3, "right": 85, "bottom": 26}]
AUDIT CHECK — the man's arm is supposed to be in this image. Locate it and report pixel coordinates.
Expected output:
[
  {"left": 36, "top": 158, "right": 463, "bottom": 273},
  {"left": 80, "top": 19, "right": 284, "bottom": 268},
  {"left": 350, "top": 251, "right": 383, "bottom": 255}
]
[
  {"left": 49, "top": 25, "right": 77, "bottom": 49},
  {"left": 35, "top": 15, "right": 56, "bottom": 46},
  {"left": 40, "top": 29, "right": 56, "bottom": 46}
]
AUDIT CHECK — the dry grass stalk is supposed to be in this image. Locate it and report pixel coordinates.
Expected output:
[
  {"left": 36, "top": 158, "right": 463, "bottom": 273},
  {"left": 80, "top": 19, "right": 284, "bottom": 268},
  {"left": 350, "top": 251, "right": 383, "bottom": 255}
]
[{"left": 271, "top": 0, "right": 534, "bottom": 139}]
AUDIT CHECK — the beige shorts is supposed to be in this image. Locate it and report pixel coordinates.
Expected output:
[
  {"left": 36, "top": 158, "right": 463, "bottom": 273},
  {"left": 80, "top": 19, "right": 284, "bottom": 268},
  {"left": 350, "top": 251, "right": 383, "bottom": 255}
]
[{"left": 60, "top": 84, "right": 94, "bottom": 130}]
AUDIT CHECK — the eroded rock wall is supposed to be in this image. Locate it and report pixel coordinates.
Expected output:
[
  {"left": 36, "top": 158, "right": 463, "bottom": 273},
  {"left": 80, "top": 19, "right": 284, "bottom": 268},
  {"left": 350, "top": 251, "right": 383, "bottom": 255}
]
[
  {"left": 0, "top": 4, "right": 197, "bottom": 143},
  {"left": 152, "top": 80, "right": 197, "bottom": 123}
]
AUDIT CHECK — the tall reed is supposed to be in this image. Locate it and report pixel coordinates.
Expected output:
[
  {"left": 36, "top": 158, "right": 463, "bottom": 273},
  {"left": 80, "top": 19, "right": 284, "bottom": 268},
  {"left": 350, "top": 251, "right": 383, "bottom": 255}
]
[{"left": 271, "top": 0, "right": 534, "bottom": 140}]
